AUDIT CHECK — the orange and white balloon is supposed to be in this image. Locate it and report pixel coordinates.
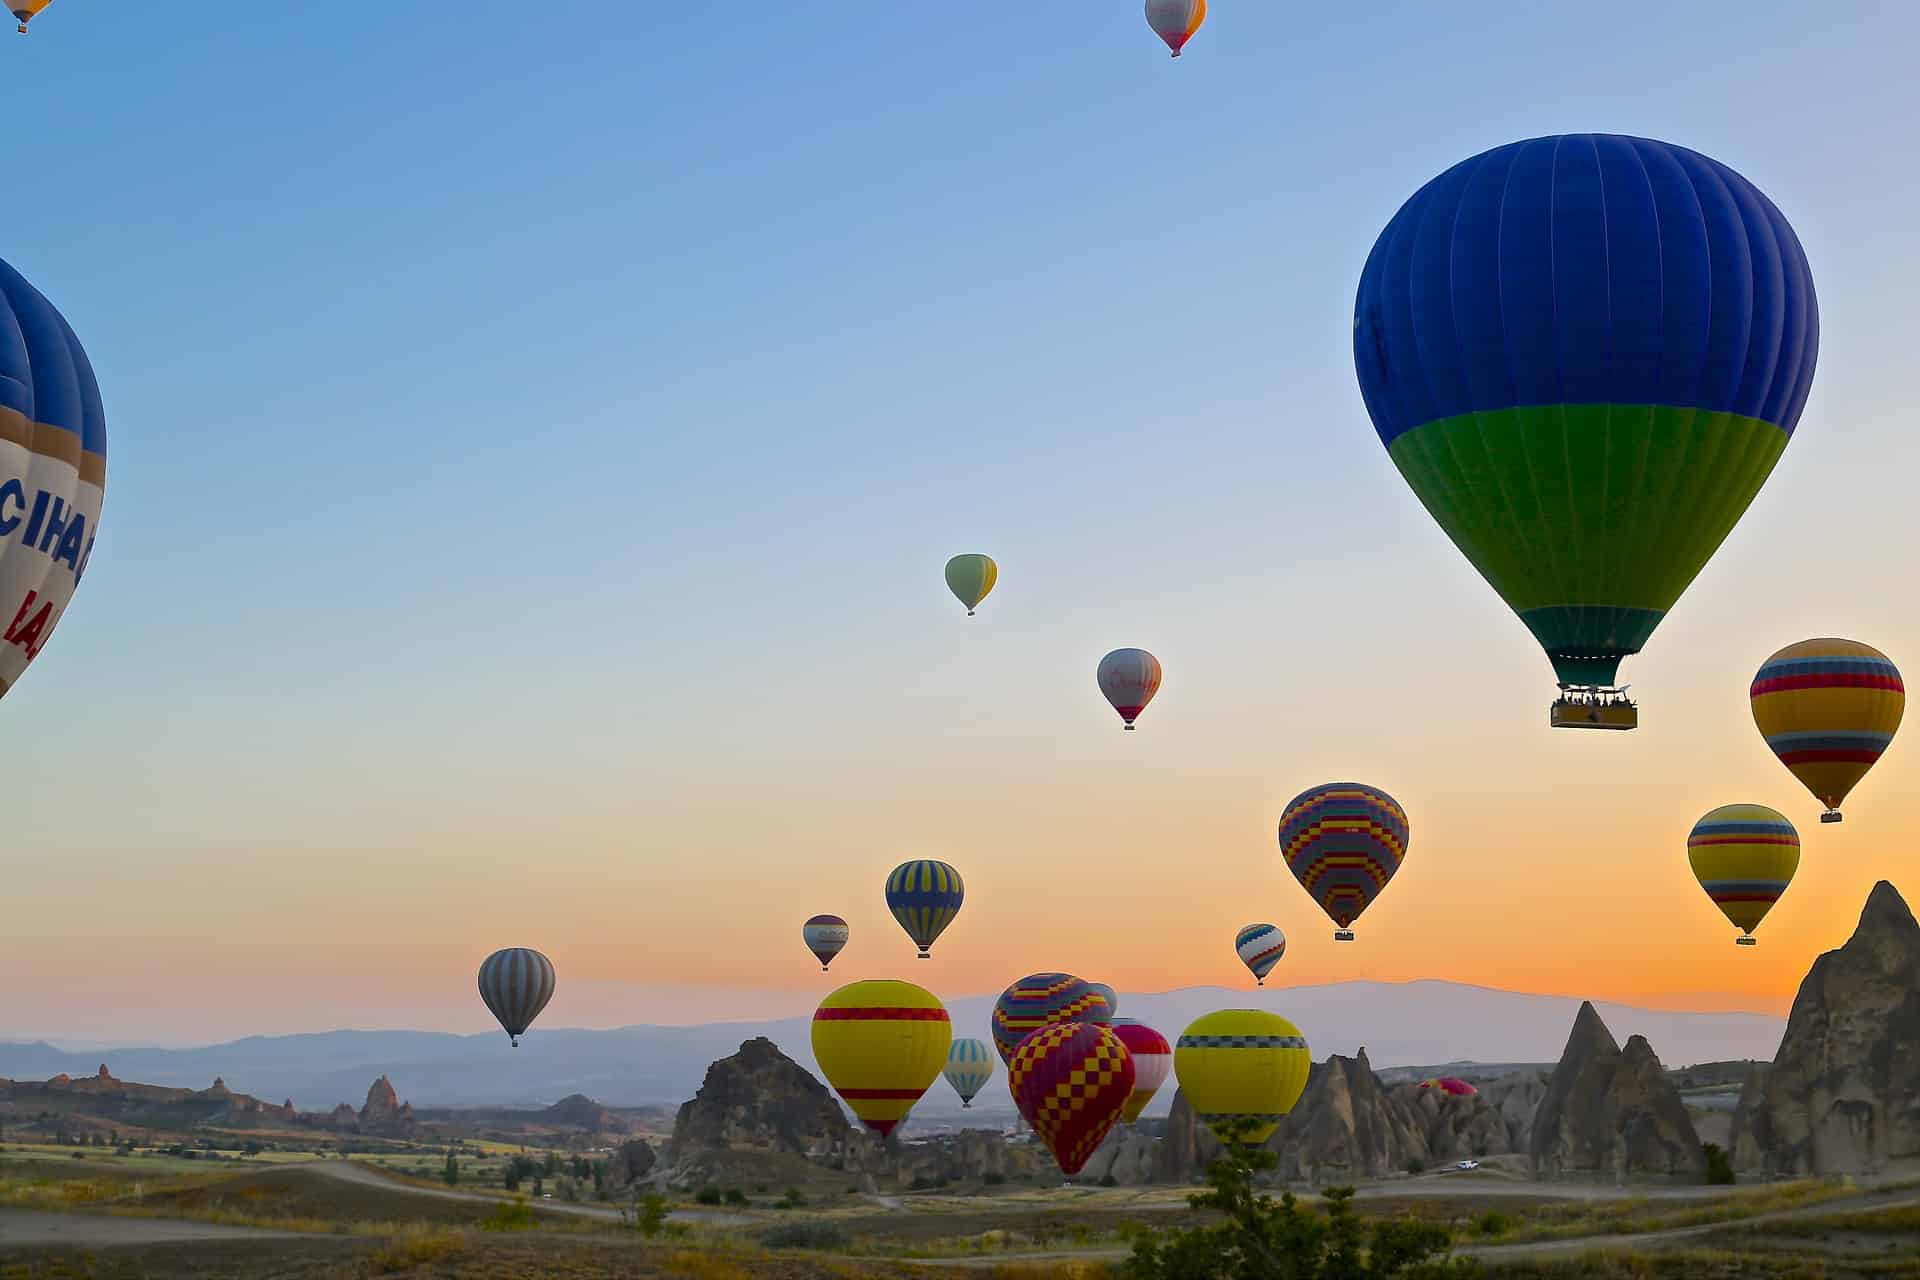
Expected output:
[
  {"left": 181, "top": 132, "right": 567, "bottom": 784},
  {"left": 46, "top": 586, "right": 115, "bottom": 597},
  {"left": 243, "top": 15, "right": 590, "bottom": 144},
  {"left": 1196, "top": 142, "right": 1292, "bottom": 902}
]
[{"left": 1145, "top": 0, "right": 1206, "bottom": 57}]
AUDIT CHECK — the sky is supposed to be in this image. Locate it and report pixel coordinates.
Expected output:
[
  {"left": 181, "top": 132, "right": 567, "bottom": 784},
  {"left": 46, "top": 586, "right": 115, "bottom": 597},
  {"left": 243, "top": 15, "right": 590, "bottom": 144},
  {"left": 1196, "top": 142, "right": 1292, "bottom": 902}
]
[{"left": 4, "top": 1, "right": 1919, "bottom": 1045}]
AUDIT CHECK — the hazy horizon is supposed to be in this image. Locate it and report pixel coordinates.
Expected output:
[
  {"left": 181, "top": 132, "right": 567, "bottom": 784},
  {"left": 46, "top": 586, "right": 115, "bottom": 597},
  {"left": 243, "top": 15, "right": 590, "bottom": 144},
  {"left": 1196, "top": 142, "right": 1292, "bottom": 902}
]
[{"left": 7, "top": 3, "right": 1919, "bottom": 1045}]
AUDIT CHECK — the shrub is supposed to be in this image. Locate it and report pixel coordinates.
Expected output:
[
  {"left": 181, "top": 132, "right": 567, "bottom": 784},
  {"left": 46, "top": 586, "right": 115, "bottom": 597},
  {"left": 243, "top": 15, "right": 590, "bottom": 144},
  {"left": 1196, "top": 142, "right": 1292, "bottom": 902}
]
[
  {"left": 761, "top": 1219, "right": 851, "bottom": 1250},
  {"left": 778, "top": 1187, "right": 805, "bottom": 1209},
  {"left": 370, "top": 1228, "right": 466, "bottom": 1273},
  {"left": 479, "top": 1198, "right": 539, "bottom": 1233},
  {"left": 1704, "top": 1143, "right": 1736, "bottom": 1185},
  {"left": 1404, "top": 1158, "right": 1425, "bottom": 1175},
  {"left": 1475, "top": 1210, "right": 1513, "bottom": 1237},
  {"left": 722, "top": 1187, "right": 748, "bottom": 1206},
  {"left": 695, "top": 1187, "right": 723, "bottom": 1206},
  {"left": 634, "top": 1192, "right": 670, "bottom": 1237},
  {"left": 1099, "top": 1174, "right": 1119, "bottom": 1187},
  {"left": 983, "top": 1171, "right": 1007, "bottom": 1185}
]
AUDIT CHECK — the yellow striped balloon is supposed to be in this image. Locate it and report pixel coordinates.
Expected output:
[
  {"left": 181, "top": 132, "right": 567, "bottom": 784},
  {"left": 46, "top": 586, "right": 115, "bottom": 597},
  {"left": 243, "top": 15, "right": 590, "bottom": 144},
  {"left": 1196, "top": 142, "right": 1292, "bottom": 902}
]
[
  {"left": 1750, "top": 638, "right": 1904, "bottom": 823},
  {"left": 811, "top": 980, "right": 952, "bottom": 1138},
  {"left": 1173, "top": 1009, "right": 1311, "bottom": 1145},
  {"left": 944, "top": 554, "right": 997, "bottom": 616},
  {"left": 1687, "top": 804, "right": 1800, "bottom": 946}
]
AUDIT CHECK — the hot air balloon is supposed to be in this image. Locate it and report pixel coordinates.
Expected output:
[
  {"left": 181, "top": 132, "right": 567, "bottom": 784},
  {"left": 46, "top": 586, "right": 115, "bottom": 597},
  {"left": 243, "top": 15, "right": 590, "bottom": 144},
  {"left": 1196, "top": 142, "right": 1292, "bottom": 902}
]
[
  {"left": 1688, "top": 804, "right": 1800, "bottom": 946},
  {"left": 992, "top": 973, "right": 1110, "bottom": 1065},
  {"left": 1009, "top": 1022, "right": 1135, "bottom": 1177},
  {"left": 1354, "top": 136, "right": 1818, "bottom": 729},
  {"left": 944, "top": 554, "right": 997, "bottom": 617},
  {"left": 885, "top": 860, "right": 964, "bottom": 958},
  {"left": 1174, "top": 1010, "right": 1311, "bottom": 1145},
  {"left": 1144, "top": 0, "right": 1205, "bottom": 57},
  {"left": 1418, "top": 1077, "right": 1479, "bottom": 1098},
  {"left": 1098, "top": 648, "right": 1162, "bottom": 730},
  {"left": 1234, "top": 923, "right": 1285, "bottom": 985},
  {"left": 802, "top": 915, "right": 849, "bottom": 972},
  {"left": 477, "top": 948, "right": 556, "bottom": 1048},
  {"left": 1751, "top": 640, "right": 1903, "bottom": 823},
  {"left": 1280, "top": 783, "right": 1408, "bottom": 941},
  {"left": 0, "top": 257, "right": 106, "bottom": 696},
  {"left": 1112, "top": 1020, "right": 1172, "bottom": 1124},
  {"left": 11, "top": 1, "right": 52, "bottom": 33},
  {"left": 943, "top": 1037, "right": 995, "bottom": 1108},
  {"left": 811, "top": 980, "right": 952, "bottom": 1137},
  {"left": 1085, "top": 983, "right": 1118, "bottom": 1023}
]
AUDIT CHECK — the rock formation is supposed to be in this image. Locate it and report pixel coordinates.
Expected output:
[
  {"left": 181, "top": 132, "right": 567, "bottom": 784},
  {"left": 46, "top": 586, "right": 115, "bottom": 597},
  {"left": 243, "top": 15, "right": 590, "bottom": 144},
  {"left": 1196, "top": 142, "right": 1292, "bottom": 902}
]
[
  {"left": 1074, "top": 1127, "right": 1158, "bottom": 1185},
  {"left": 1155, "top": 1049, "right": 1520, "bottom": 1183},
  {"left": 357, "top": 1075, "right": 417, "bottom": 1136},
  {"left": 1529, "top": 1001, "right": 1703, "bottom": 1178},
  {"left": 1731, "top": 880, "right": 1920, "bottom": 1175},
  {"left": 540, "top": 1094, "right": 628, "bottom": 1134},
  {"left": 667, "top": 1038, "right": 849, "bottom": 1163}
]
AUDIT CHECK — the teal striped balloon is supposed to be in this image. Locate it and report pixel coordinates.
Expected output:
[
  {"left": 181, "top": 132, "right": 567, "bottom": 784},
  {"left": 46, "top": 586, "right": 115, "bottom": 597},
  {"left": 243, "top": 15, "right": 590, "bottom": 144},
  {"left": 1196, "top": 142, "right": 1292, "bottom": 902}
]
[{"left": 943, "top": 1037, "right": 995, "bottom": 1107}]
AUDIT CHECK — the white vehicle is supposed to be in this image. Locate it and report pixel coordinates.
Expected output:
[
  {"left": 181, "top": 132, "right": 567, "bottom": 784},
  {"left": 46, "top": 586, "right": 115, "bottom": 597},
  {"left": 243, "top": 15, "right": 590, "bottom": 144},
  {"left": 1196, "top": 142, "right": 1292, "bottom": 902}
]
[{"left": 1455, "top": 1160, "right": 1480, "bottom": 1171}]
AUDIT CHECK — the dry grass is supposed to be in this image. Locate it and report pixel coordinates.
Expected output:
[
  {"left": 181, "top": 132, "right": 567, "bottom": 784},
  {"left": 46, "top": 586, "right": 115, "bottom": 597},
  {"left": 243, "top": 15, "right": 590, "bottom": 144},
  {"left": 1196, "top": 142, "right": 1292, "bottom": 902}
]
[{"left": 1490, "top": 1179, "right": 1854, "bottom": 1242}]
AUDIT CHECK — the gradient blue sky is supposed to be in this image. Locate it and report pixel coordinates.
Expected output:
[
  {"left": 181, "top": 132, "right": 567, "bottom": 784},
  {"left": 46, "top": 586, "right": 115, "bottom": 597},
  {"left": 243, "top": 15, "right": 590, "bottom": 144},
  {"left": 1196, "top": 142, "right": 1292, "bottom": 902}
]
[{"left": 6, "top": 2, "right": 1919, "bottom": 1043}]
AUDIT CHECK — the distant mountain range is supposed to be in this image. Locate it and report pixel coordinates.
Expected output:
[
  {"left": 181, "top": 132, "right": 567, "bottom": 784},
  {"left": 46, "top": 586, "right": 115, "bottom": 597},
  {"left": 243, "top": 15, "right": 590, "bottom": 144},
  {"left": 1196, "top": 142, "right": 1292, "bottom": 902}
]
[{"left": 0, "top": 981, "right": 1784, "bottom": 1113}]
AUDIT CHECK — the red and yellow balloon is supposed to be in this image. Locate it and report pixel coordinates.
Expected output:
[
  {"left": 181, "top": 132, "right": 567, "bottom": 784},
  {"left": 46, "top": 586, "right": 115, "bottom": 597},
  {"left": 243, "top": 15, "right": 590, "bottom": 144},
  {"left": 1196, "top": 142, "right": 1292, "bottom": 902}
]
[
  {"left": 811, "top": 980, "right": 951, "bottom": 1138},
  {"left": 1009, "top": 1022, "right": 1135, "bottom": 1176}
]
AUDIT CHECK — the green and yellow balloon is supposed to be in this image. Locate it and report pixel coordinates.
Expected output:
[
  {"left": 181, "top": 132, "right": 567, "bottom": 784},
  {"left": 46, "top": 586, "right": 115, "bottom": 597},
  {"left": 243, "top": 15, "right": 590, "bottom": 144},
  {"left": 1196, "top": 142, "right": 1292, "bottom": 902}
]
[{"left": 944, "top": 555, "right": 997, "bottom": 617}]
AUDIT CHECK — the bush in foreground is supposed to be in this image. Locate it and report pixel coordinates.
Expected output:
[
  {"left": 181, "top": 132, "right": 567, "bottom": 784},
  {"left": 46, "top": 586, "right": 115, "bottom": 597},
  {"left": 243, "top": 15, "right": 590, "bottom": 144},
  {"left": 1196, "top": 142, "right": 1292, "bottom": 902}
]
[{"left": 760, "top": 1219, "right": 851, "bottom": 1250}]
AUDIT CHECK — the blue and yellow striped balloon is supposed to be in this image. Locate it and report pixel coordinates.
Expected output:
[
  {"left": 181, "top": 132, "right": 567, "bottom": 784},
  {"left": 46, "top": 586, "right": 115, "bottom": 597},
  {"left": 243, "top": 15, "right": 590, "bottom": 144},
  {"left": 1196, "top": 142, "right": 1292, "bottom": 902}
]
[
  {"left": 1687, "top": 804, "right": 1799, "bottom": 946},
  {"left": 943, "top": 1037, "right": 995, "bottom": 1107},
  {"left": 885, "top": 860, "right": 965, "bottom": 958},
  {"left": 1751, "top": 639, "right": 1904, "bottom": 823},
  {"left": 1279, "top": 783, "right": 1408, "bottom": 940}
]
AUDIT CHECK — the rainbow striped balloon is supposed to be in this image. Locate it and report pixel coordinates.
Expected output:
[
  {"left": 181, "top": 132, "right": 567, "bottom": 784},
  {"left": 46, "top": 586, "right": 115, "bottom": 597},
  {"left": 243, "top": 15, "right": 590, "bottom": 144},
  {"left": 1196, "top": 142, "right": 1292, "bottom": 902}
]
[
  {"left": 1687, "top": 804, "right": 1800, "bottom": 945},
  {"left": 1279, "top": 783, "right": 1409, "bottom": 939},
  {"left": 1234, "top": 923, "right": 1286, "bottom": 985},
  {"left": 1751, "top": 639, "right": 1903, "bottom": 823},
  {"left": 991, "top": 973, "right": 1110, "bottom": 1065}
]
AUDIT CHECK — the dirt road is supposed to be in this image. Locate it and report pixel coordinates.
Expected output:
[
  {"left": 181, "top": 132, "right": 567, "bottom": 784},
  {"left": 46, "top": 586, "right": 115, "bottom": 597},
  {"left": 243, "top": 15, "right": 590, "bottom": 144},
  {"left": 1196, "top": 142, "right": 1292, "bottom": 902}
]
[
  {"left": 0, "top": 1209, "right": 303, "bottom": 1248},
  {"left": 306, "top": 1160, "right": 753, "bottom": 1227}
]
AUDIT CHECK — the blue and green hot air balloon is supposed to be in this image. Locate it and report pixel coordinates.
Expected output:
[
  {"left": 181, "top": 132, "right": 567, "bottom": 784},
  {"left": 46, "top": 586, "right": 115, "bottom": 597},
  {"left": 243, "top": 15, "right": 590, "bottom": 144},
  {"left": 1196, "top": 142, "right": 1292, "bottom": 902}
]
[
  {"left": 1354, "top": 135, "right": 1818, "bottom": 729},
  {"left": 885, "top": 859, "right": 964, "bottom": 958}
]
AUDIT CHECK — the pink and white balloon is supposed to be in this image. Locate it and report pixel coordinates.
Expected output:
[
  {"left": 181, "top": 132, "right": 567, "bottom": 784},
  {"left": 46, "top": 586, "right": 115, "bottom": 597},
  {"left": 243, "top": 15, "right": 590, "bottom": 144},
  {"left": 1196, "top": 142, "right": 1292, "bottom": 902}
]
[{"left": 1098, "top": 648, "right": 1163, "bottom": 730}]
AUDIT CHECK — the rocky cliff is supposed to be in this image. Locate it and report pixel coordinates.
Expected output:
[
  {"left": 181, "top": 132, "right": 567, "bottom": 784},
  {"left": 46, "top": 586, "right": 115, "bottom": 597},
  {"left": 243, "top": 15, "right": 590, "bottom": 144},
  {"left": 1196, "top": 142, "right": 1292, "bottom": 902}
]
[
  {"left": 1529, "top": 1002, "right": 1702, "bottom": 1178},
  {"left": 1731, "top": 880, "right": 1920, "bottom": 1175},
  {"left": 667, "top": 1038, "right": 849, "bottom": 1163},
  {"left": 1155, "top": 1049, "right": 1521, "bottom": 1183}
]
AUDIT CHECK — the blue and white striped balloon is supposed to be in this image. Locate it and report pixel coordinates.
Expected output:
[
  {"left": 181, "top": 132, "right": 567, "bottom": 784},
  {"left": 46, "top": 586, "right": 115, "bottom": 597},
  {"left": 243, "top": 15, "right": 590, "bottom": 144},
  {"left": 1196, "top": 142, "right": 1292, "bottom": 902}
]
[
  {"left": 478, "top": 948, "right": 556, "bottom": 1047},
  {"left": 1235, "top": 923, "right": 1286, "bottom": 986},
  {"left": 943, "top": 1037, "right": 995, "bottom": 1107}
]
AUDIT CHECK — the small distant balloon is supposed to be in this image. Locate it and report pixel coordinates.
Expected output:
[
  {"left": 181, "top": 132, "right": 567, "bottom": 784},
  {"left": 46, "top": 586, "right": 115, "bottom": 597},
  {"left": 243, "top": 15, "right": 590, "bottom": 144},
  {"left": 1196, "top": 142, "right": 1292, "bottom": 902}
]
[
  {"left": 1009, "top": 1022, "right": 1134, "bottom": 1177},
  {"left": 944, "top": 554, "right": 998, "bottom": 617},
  {"left": 12, "top": 1, "right": 54, "bottom": 33},
  {"left": 802, "top": 915, "right": 849, "bottom": 972},
  {"left": 1098, "top": 648, "right": 1162, "bottom": 730},
  {"left": 1234, "top": 924, "right": 1285, "bottom": 985},
  {"left": 1085, "top": 983, "right": 1118, "bottom": 1023},
  {"left": 478, "top": 948, "right": 556, "bottom": 1048},
  {"left": 1751, "top": 639, "right": 1904, "bottom": 824},
  {"left": 943, "top": 1037, "right": 995, "bottom": 1108},
  {"left": 1144, "top": 0, "right": 1205, "bottom": 57},
  {"left": 885, "top": 860, "right": 965, "bottom": 958},
  {"left": 1418, "top": 1077, "right": 1478, "bottom": 1098},
  {"left": 1688, "top": 804, "right": 1800, "bottom": 946}
]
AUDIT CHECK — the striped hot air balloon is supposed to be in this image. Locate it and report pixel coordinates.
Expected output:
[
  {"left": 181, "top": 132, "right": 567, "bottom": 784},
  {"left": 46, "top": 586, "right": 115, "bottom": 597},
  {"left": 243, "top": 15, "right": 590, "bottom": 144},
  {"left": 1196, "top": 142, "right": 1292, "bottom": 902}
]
[
  {"left": 1688, "top": 804, "right": 1800, "bottom": 946},
  {"left": 885, "top": 860, "right": 965, "bottom": 958},
  {"left": 1085, "top": 983, "right": 1118, "bottom": 1023},
  {"left": 943, "top": 1037, "right": 995, "bottom": 1108},
  {"left": 1751, "top": 639, "right": 1904, "bottom": 823},
  {"left": 1097, "top": 648, "right": 1162, "bottom": 730},
  {"left": 1234, "top": 923, "right": 1285, "bottom": 985},
  {"left": 1009, "top": 1022, "right": 1135, "bottom": 1177},
  {"left": 944, "top": 554, "right": 997, "bottom": 616},
  {"left": 0, "top": 256, "right": 107, "bottom": 698},
  {"left": 1112, "top": 1019, "right": 1172, "bottom": 1124},
  {"left": 1279, "top": 783, "right": 1408, "bottom": 941},
  {"left": 992, "top": 973, "right": 1110, "bottom": 1065},
  {"left": 802, "top": 915, "right": 849, "bottom": 971},
  {"left": 477, "top": 948, "right": 556, "bottom": 1048},
  {"left": 1174, "top": 1009, "right": 1311, "bottom": 1145},
  {"left": 1144, "top": 0, "right": 1205, "bottom": 57},
  {"left": 811, "top": 980, "right": 951, "bottom": 1137},
  {"left": 1355, "top": 136, "right": 1819, "bottom": 720}
]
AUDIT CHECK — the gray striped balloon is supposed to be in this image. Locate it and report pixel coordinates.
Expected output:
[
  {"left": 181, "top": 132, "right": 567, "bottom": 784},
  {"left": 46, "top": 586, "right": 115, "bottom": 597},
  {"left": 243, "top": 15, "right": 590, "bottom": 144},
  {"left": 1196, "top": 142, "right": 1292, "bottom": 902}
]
[{"left": 478, "top": 948, "right": 556, "bottom": 1047}]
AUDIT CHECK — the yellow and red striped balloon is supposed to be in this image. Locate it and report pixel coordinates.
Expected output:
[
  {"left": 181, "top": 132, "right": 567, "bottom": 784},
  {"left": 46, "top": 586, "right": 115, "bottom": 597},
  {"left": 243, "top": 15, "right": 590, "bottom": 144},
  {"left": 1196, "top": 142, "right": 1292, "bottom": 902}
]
[
  {"left": 1687, "top": 804, "right": 1800, "bottom": 946},
  {"left": 811, "top": 980, "right": 951, "bottom": 1137},
  {"left": 1751, "top": 639, "right": 1903, "bottom": 823},
  {"left": 1144, "top": 0, "right": 1205, "bottom": 57}
]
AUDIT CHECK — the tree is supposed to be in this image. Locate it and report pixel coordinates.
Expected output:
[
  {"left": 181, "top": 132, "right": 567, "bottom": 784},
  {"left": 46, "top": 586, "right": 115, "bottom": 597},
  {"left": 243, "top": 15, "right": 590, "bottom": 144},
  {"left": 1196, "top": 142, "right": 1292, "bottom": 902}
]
[
  {"left": 443, "top": 1150, "right": 461, "bottom": 1187},
  {"left": 1702, "top": 1143, "right": 1736, "bottom": 1186},
  {"left": 1127, "top": 1125, "right": 1477, "bottom": 1280}
]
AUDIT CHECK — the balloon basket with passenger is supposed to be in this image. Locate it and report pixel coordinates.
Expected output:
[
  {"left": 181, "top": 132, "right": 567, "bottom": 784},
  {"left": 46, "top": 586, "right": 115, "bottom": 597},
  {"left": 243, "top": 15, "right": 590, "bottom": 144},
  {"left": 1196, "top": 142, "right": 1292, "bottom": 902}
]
[{"left": 1550, "top": 685, "right": 1638, "bottom": 731}]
